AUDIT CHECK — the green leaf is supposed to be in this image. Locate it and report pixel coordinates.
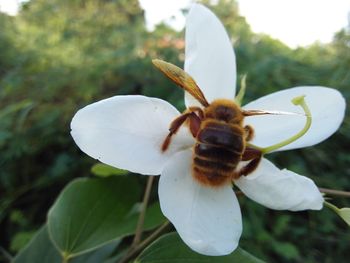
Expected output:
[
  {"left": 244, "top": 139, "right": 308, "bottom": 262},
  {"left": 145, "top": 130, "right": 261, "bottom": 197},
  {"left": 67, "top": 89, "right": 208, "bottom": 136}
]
[
  {"left": 136, "top": 232, "right": 266, "bottom": 263},
  {"left": 70, "top": 240, "right": 120, "bottom": 263},
  {"left": 47, "top": 176, "right": 141, "bottom": 258},
  {"left": 13, "top": 226, "right": 61, "bottom": 263},
  {"left": 338, "top": 208, "right": 350, "bottom": 226},
  {"left": 13, "top": 224, "right": 121, "bottom": 263},
  {"left": 125, "top": 201, "right": 166, "bottom": 232},
  {"left": 324, "top": 201, "right": 350, "bottom": 227},
  {"left": 47, "top": 176, "right": 166, "bottom": 259},
  {"left": 143, "top": 202, "right": 166, "bottom": 230},
  {"left": 271, "top": 241, "right": 299, "bottom": 260},
  {"left": 91, "top": 163, "right": 128, "bottom": 177}
]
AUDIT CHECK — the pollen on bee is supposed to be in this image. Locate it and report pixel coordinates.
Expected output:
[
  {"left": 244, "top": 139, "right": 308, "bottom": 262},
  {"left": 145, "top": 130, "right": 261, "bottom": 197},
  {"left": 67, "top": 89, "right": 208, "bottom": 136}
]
[{"left": 244, "top": 125, "right": 254, "bottom": 141}]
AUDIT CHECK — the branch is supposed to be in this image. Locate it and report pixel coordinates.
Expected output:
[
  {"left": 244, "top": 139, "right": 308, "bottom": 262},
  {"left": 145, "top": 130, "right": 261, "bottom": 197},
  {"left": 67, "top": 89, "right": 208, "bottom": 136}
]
[
  {"left": 131, "top": 176, "right": 155, "bottom": 247},
  {"left": 119, "top": 221, "right": 171, "bottom": 263},
  {"left": 319, "top": 187, "right": 350, "bottom": 198},
  {"left": 118, "top": 176, "right": 156, "bottom": 263}
]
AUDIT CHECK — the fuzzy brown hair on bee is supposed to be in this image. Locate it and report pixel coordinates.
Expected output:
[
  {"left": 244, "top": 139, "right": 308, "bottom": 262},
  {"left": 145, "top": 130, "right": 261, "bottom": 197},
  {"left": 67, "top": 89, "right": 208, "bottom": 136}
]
[
  {"left": 193, "top": 99, "right": 251, "bottom": 186},
  {"left": 152, "top": 59, "right": 271, "bottom": 187}
]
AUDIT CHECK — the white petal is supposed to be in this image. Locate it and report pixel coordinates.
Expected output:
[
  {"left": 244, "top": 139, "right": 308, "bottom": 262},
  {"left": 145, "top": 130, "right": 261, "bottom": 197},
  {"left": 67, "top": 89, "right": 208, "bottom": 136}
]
[
  {"left": 184, "top": 3, "right": 236, "bottom": 107},
  {"left": 243, "top": 86, "right": 345, "bottom": 151},
  {"left": 159, "top": 150, "right": 242, "bottom": 256},
  {"left": 235, "top": 158, "right": 324, "bottom": 211},
  {"left": 71, "top": 95, "right": 194, "bottom": 175}
]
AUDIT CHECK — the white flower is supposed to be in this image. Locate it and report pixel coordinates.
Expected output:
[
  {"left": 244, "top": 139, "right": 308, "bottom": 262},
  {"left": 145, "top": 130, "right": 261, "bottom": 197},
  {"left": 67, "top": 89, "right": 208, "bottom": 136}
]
[{"left": 70, "top": 3, "right": 346, "bottom": 257}]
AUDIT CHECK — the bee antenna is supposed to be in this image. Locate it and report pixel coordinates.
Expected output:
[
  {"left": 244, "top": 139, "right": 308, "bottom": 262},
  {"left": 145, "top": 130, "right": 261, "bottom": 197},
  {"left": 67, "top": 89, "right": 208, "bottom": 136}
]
[{"left": 242, "top": 110, "right": 307, "bottom": 117}]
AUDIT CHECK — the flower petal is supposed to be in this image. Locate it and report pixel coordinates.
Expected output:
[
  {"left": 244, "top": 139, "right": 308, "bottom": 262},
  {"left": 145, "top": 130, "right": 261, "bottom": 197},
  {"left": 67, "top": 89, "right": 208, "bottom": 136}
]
[
  {"left": 184, "top": 3, "right": 236, "bottom": 107},
  {"left": 71, "top": 95, "right": 194, "bottom": 175},
  {"left": 235, "top": 158, "right": 324, "bottom": 211},
  {"left": 243, "top": 86, "right": 346, "bottom": 151},
  {"left": 159, "top": 150, "right": 242, "bottom": 256}
]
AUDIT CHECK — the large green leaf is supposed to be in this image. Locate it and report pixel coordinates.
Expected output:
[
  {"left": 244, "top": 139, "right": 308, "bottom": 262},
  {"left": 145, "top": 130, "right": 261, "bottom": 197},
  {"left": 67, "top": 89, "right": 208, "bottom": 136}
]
[
  {"left": 128, "top": 201, "right": 166, "bottom": 231},
  {"left": 70, "top": 240, "right": 120, "bottom": 263},
  {"left": 47, "top": 176, "right": 141, "bottom": 257},
  {"left": 47, "top": 176, "right": 165, "bottom": 258},
  {"left": 13, "top": 224, "right": 121, "bottom": 263},
  {"left": 136, "top": 232, "right": 265, "bottom": 263},
  {"left": 13, "top": 226, "right": 61, "bottom": 263}
]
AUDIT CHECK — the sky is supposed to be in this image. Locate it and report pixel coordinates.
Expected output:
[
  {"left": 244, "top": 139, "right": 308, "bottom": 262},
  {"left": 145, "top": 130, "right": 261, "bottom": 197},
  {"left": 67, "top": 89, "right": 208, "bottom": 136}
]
[
  {"left": 140, "top": 0, "right": 350, "bottom": 48},
  {"left": 1, "top": 0, "right": 349, "bottom": 48}
]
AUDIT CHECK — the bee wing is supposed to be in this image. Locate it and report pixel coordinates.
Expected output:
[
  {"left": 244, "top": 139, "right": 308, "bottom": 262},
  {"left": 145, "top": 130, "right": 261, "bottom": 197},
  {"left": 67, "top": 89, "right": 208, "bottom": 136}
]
[
  {"left": 152, "top": 59, "right": 209, "bottom": 107},
  {"left": 243, "top": 109, "right": 306, "bottom": 116}
]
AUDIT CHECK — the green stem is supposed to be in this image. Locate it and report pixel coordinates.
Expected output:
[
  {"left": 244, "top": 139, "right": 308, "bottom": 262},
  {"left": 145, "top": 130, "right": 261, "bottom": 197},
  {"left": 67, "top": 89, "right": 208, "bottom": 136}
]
[
  {"left": 256, "top": 95, "right": 312, "bottom": 154},
  {"left": 61, "top": 253, "right": 70, "bottom": 263},
  {"left": 324, "top": 201, "right": 340, "bottom": 213}
]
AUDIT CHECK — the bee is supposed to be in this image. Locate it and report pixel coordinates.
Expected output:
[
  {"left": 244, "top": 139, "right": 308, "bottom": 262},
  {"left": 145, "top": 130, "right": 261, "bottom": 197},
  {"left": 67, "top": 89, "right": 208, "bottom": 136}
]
[{"left": 152, "top": 59, "right": 277, "bottom": 187}]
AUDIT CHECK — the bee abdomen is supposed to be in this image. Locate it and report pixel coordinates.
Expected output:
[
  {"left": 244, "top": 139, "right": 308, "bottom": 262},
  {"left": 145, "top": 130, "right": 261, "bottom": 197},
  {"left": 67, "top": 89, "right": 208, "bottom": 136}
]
[
  {"left": 192, "top": 121, "right": 245, "bottom": 186},
  {"left": 192, "top": 144, "right": 239, "bottom": 186},
  {"left": 193, "top": 156, "right": 235, "bottom": 172},
  {"left": 192, "top": 164, "right": 233, "bottom": 187},
  {"left": 194, "top": 143, "right": 241, "bottom": 164},
  {"left": 197, "top": 123, "right": 244, "bottom": 153}
]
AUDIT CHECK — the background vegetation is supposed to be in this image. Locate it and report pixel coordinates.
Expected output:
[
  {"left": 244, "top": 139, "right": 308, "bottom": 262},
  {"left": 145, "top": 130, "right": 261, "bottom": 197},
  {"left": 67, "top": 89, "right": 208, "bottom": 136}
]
[{"left": 0, "top": 0, "right": 349, "bottom": 262}]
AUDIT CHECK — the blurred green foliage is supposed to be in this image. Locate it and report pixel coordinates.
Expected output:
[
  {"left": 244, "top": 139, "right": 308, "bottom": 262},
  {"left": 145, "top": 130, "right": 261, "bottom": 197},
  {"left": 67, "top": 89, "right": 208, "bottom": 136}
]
[{"left": 0, "top": 0, "right": 349, "bottom": 262}]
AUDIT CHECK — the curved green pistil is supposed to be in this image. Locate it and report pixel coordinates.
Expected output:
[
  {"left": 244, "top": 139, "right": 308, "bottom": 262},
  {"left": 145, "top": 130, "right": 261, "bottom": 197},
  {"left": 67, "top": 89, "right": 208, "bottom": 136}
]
[
  {"left": 235, "top": 75, "right": 247, "bottom": 106},
  {"left": 257, "top": 95, "right": 312, "bottom": 154}
]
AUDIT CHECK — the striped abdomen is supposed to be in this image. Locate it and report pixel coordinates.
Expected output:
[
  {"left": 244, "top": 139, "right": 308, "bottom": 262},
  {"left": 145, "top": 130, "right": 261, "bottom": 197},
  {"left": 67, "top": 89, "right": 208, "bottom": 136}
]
[{"left": 193, "top": 120, "right": 245, "bottom": 186}]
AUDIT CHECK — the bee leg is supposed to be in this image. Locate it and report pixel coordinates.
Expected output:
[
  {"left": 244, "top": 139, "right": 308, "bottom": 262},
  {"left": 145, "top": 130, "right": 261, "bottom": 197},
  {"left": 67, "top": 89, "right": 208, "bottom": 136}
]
[
  {"left": 161, "top": 111, "right": 202, "bottom": 152},
  {"left": 186, "top": 107, "right": 204, "bottom": 136},
  {"left": 162, "top": 113, "right": 190, "bottom": 152},
  {"left": 244, "top": 125, "right": 254, "bottom": 141},
  {"left": 236, "top": 147, "right": 262, "bottom": 177},
  {"left": 188, "top": 106, "right": 204, "bottom": 119}
]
